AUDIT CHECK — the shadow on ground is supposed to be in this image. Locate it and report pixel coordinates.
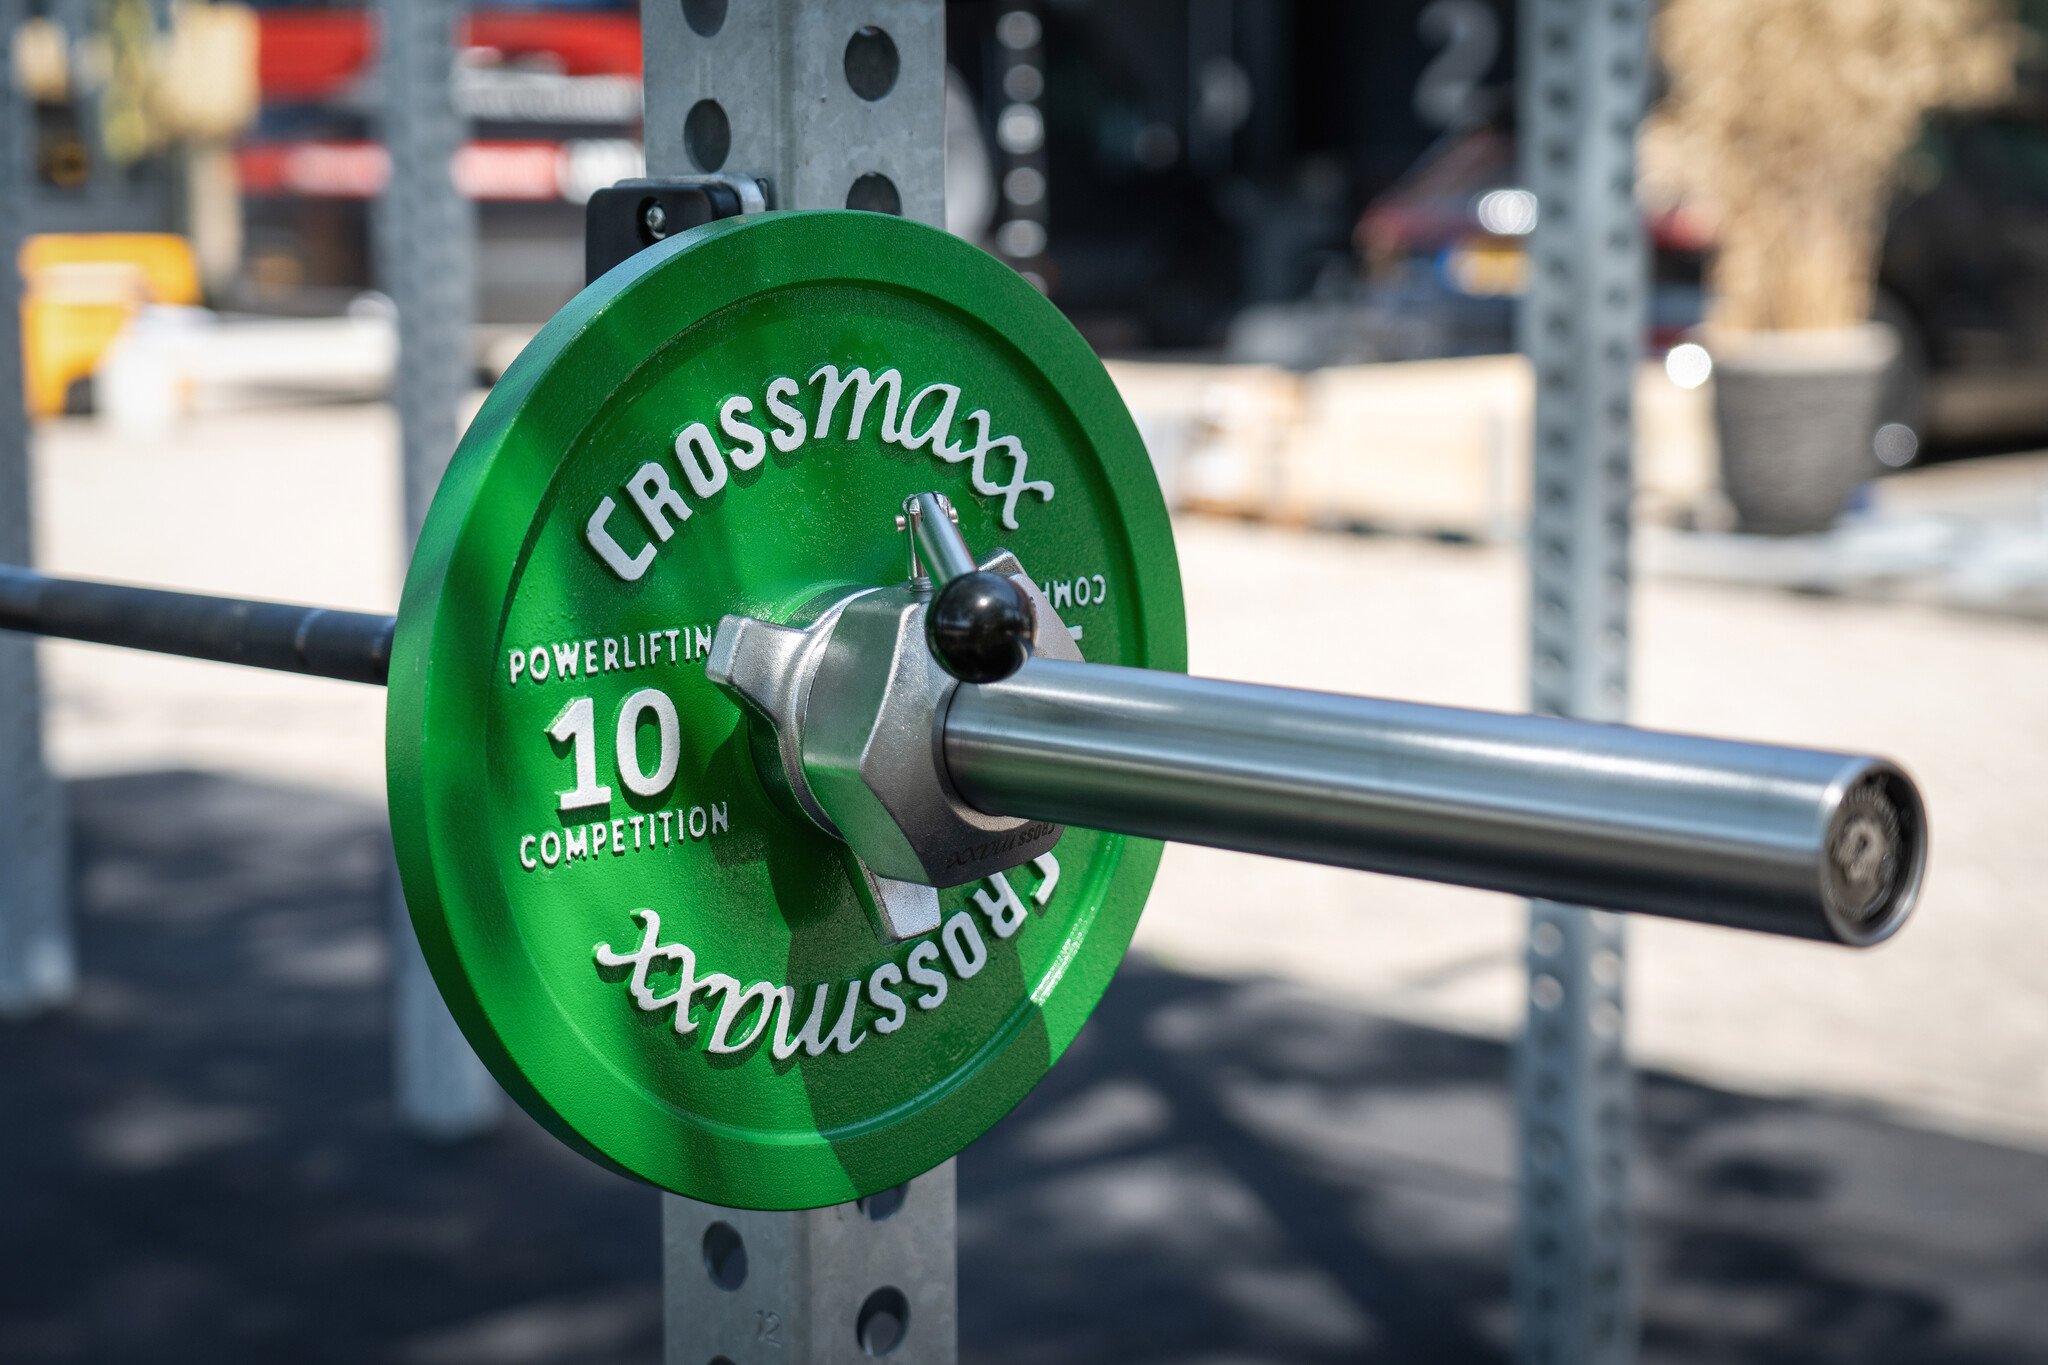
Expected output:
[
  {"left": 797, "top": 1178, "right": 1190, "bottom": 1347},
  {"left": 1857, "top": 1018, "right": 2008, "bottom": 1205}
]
[{"left": 3, "top": 771, "right": 2045, "bottom": 1363}]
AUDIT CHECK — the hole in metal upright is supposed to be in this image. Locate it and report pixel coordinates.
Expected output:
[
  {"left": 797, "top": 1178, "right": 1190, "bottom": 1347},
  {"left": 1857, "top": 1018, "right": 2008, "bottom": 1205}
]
[
  {"left": 856, "top": 1286, "right": 911, "bottom": 1356},
  {"left": 681, "top": 0, "right": 726, "bottom": 37},
  {"left": 846, "top": 172, "right": 902, "bottom": 215},
  {"left": 857, "top": 1183, "right": 908, "bottom": 1221},
  {"left": 844, "top": 27, "right": 900, "bottom": 101},
  {"left": 702, "top": 1221, "right": 747, "bottom": 1291},
  {"left": 686, "top": 99, "right": 731, "bottom": 172}
]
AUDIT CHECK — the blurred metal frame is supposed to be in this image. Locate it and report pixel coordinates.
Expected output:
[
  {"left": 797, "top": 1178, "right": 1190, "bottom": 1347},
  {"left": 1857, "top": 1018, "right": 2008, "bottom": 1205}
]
[
  {"left": 0, "top": 0, "right": 75, "bottom": 1018},
  {"left": 374, "top": 0, "right": 502, "bottom": 1140},
  {"left": 638, "top": 3, "right": 959, "bottom": 1362},
  {"left": 1515, "top": 0, "right": 1652, "bottom": 1361},
  {"left": 985, "top": 3, "right": 1050, "bottom": 283}
]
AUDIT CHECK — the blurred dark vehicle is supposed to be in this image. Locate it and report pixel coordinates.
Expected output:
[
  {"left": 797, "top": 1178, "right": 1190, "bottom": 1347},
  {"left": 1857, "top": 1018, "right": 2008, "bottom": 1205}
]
[
  {"left": 1878, "top": 110, "right": 2048, "bottom": 453},
  {"left": 1342, "top": 108, "right": 2048, "bottom": 461},
  {"left": 1222, "top": 122, "right": 1708, "bottom": 371},
  {"left": 1347, "top": 126, "right": 1708, "bottom": 360}
]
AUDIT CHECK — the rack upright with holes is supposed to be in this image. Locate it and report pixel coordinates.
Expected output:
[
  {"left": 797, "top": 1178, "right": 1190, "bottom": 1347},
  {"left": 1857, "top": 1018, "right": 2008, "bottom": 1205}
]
[
  {"left": 639, "top": 3, "right": 958, "bottom": 1361},
  {"left": 0, "top": 0, "right": 70, "bottom": 1020}
]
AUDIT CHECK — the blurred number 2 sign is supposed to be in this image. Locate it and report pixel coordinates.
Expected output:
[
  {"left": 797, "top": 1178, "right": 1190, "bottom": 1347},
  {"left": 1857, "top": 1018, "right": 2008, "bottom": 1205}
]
[{"left": 1415, "top": 0, "right": 1502, "bottom": 132}]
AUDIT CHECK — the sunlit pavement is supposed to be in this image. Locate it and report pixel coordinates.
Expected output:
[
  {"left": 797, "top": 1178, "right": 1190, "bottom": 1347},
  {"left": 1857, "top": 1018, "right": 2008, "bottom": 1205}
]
[{"left": 10, "top": 399, "right": 2048, "bottom": 1359}]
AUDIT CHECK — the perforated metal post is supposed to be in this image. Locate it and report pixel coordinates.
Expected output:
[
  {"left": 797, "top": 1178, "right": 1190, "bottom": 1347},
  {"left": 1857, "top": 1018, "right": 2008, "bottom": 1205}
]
[
  {"left": 664, "top": 1166, "right": 958, "bottom": 1365},
  {"left": 0, "top": 0, "right": 74, "bottom": 1017},
  {"left": 641, "top": 4, "right": 957, "bottom": 1361},
  {"left": 1514, "top": 1, "right": 1651, "bottom": 1361},
  {"left": 375, "top": 0, "right": 500, "bottom": 1139},
  {"left": 642, "top": 0, "right": 944, "bottom": 224}
]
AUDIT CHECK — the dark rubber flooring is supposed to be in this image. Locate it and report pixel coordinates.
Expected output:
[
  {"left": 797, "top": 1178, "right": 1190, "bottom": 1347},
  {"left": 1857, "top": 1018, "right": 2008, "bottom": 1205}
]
[{"left": 3, "top": 771, "right": 2045, "bottom": 1364}]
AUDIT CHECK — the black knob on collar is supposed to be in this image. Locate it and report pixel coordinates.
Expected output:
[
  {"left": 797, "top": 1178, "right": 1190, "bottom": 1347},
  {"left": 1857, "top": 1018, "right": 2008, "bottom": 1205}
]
[{"left": 926, "top": 571, "right": 1036, "bottom": 684}]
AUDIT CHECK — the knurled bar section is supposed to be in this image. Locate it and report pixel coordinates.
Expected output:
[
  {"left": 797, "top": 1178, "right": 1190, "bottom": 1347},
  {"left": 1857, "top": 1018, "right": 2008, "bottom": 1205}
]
[
  {"left": 0, "top": 0, "right": 75, "bottom": 1015},
  {"left": 1515, "top": 1, "right": 1650, "bottom": 1362}
]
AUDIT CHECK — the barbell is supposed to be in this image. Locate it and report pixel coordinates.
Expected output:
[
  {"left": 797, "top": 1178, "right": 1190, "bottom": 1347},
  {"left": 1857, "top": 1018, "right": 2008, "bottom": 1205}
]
[{"left": 2, "top": 211, "right": 1925, "bottom": 1210}]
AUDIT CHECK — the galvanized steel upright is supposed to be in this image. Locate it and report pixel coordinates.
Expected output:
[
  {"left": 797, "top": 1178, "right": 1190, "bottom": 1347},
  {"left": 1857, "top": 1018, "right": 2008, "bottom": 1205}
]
[
  {"left": 1515, "top": 0, "right": 1653, "bottom": 1360},
  {"left": 638, "top": 4, "right": 959, "bottom": 1362},
  {"left": 375, "top": 0, "right": 501, "bottom": 1139},
  {"left": 0, "top": 0, "right": 74, "bottom": 1018}
]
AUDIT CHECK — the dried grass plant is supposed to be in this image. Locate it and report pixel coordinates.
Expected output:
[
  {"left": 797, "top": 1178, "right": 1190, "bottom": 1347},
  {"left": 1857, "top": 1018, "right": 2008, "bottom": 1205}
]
[{"left": 1646, "top": 0, "right": 2019, "bottom": 332}]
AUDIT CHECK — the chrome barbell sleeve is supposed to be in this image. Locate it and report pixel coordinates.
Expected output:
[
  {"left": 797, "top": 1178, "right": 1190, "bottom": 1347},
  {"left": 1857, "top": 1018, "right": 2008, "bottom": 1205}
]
[{"left": 943, "top": 658, "right": 1924, "bottom": 945}]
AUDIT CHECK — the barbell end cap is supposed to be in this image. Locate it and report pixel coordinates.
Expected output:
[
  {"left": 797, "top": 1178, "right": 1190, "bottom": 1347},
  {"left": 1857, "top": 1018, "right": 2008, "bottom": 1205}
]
[{"left": 1817, "top": 758, "right": 1928, "bottom": 948}]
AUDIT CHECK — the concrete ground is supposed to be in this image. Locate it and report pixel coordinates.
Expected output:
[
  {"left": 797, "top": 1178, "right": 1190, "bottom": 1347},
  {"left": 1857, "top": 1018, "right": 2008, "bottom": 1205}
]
[
  {"left": 4, "top": 769, "right": 2047, "bottom": 1364},
  {"left": 12, "top": 399, "right": 2048, "bottom": 1358}
]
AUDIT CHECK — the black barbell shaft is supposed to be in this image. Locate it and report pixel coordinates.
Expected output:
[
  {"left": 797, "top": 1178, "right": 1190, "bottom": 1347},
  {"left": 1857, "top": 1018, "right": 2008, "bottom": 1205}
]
[{"left": 0, "top": 565, "right": 395, "bottom": 686}]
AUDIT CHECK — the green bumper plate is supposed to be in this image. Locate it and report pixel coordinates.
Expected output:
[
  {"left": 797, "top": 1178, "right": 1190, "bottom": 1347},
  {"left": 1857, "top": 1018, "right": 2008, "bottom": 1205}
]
[{"left": 388, "top": 210, "right": 1185, "bottom": 1209}]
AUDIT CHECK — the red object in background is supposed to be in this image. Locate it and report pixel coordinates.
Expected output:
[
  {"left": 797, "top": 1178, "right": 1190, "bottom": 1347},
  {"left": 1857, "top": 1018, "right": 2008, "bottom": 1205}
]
[
  {"left": 1648, "top": 204, "right": 1716, "bottom": 255},
  {"left": 236, "top": 139, "right": 597, "bottom": 201},
  {"left": 256, "top": 10, "right": 642, "bottom": 103},
  {"left": 255, "top": 13, "right": 370, "bottom": 102},
  {"left": 236, "top": 141, "right": 386, "bottom": 197}
]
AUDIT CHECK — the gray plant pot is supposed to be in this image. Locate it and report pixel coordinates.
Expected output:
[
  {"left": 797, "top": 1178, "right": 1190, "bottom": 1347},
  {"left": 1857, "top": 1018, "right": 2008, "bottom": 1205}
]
[{"left": 1710, "top": 323, "right": 1898, "bottom": 535}]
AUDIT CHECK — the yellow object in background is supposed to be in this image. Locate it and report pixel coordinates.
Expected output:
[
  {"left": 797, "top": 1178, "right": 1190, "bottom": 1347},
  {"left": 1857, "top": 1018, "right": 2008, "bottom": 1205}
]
[
  {"left": 20, "top": 234, "right": 201, "bottom": 418},
  {"left": 1444, "top": 241, "right": 1530, "bottom": 299}
]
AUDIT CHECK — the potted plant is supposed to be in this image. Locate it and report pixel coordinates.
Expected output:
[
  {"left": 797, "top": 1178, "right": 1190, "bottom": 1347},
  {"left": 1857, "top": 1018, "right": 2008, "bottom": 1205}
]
[{"left": 1647, "top": 0, "right": 2017, "bottom": 533}]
